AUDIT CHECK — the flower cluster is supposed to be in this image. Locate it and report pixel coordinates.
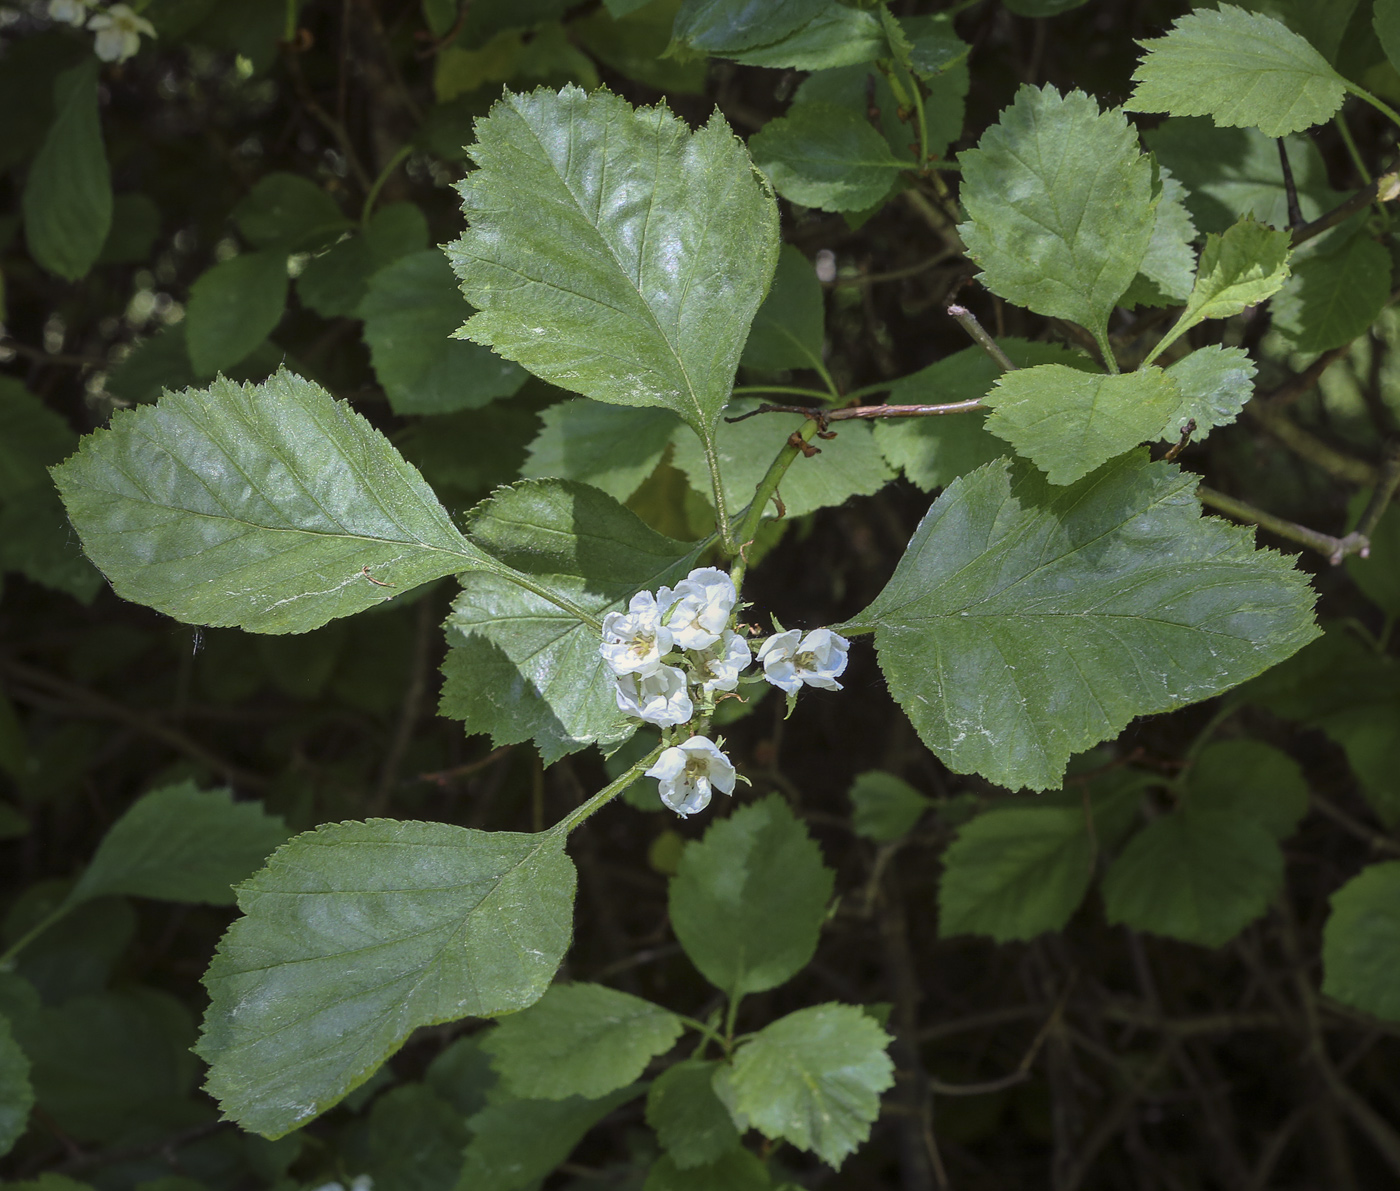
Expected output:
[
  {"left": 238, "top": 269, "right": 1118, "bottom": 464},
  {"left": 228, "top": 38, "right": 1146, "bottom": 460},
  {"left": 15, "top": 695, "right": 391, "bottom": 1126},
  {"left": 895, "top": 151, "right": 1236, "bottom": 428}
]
[
  {"left": 599, "top": 566, "right": 851, "bottom": 818},
  {"left": 47, "top": 1, "right": 155, "bottom": 64}
]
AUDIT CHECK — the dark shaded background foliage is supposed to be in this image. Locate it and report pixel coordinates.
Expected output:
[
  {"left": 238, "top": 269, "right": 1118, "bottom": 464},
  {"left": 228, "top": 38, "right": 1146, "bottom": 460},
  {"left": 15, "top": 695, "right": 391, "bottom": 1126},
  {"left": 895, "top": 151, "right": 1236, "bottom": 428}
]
[{"left": 3, "top": 0, "right": 1400, "bottom": 1188}]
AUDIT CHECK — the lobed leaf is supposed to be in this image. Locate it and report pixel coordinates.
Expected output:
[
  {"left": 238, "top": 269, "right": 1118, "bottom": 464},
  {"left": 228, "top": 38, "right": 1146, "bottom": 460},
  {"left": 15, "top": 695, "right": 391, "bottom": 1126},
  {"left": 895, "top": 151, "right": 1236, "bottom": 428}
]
[{"left": 1121, "top": 167, "right": 1198, "bottom": 308}]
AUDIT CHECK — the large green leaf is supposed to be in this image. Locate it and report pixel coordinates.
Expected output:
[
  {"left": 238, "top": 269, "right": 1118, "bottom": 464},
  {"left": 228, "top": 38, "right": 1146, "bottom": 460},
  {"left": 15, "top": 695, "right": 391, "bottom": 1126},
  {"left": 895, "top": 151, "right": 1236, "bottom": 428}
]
[
  {"left": 646, "top": 1059, "right": 742, "bottom": 1170},
  {"left": 669, "top": 795, "right": 834, "bottom": 997},
  {"left": 367, "top": 1084, "right": 471, "bottom": 1191},
  {"left": 0, "top": 1014, "right": 33, "bottom": 1158},
  {"left": 184, "top": 250, "right": 290, "bottom": 378},
  {"left": 522, "top": 400, "right": 680, "bottom": 502},
  {"left": 983, "top": 365, "right": 1182, "bottom": 486},
  {"left": 52, "top": 369, "right": 490, "bottom": 634},
  {"left": 359, "top": 250, "right": 527, "bottom": 415},
  {"left": 842, "top": 452, "right": 1319, "bottom": 791},
  {"left": 441, "top": 479, "right": 698, "bottom": 763},
  {"left": 22, "top": 60, "right": 112, "bottom": 281},
  {"left": 722, "top": 5, "right": 886, "bottom": 69},
  {"left": 848, "top": 771, "right": 930, "bottom": 843},
  {"left": 1121, "top": 167, "right": 1198, "bottom": 308},
  {"left": 481, "top": 982, "right": 682, "bottom": 1100},
  {"left": 748, "top": 102, "right": 903, "bottom": 213},
  {"left": 1270, "top": 230, "right": 1392, "bottom": 353},
  {"left": 70, "top": 781, "right": 289, "bottom": 907},
  {"left": 448, "top": 86, "right": 779, "bottom": 446},
  {"left": 1127, "top": 4, "right": 1347, "bottom": 137},
  {"left": 1322, "top": 861, "right": 1400, "bottom": 1021},
  {"left": 716, "top": 1003, "right": 893, "bottom": 1168},
  {"left": 197, "top": 819, "right": 577, "bottom": 1137},
  {"left": 938, "top": 806, "right": 1095, "bottom": 942},
  {"left": 741, "top": 244, "right": 824, "bottom": 372},
  {"left": 957, "top": 85, "right": 1155, "bottom": 346}
]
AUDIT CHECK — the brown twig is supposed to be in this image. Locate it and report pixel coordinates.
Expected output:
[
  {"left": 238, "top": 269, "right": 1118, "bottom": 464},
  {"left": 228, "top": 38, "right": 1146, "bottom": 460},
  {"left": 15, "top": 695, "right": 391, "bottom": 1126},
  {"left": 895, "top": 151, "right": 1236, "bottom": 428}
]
[
  {"left": 1246, "top": 402, "right": 1380, "bottom": 486},
  {"left": 946, "top": 302, "right": 1017, "bottom": 372},
  {"left": 1196, "top": 485, "right": 1369, "bottom": 564},
  {"left": 1260, "top": 343, "right": 1354, "bottom": 408},
  {"left": 725, "top": 399, "right": 983, "bottom": 426},
  {"left": 1292, "top": 170, "right": 1400, "bottom": 249}
]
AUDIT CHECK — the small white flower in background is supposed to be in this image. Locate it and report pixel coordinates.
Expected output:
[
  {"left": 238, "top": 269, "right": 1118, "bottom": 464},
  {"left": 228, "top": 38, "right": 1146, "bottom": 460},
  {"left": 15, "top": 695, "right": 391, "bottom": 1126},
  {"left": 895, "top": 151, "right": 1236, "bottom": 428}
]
[
  {"left": 615, "top": 664, "right": 693, "bottom": 727},
  {"left": 599, "top": 591, "right": 672, "bottom": 676},
  {"left": 690, "top": 629, "right": 752, "bottom": 693},
  {"left": 657, "top": 567, "right": 736, "bottom": 650},
  {"left": 88, "top": 3, "right": 155, "bottom": 63},
  {"left": 646, "top": 735, "right": 736, "bottom": 817},
  {"left": 48, "top": 0, "right": 89, "bottom": 26},
  {"left": 757, "top": 627, "right": 851, "bottom": 693}
]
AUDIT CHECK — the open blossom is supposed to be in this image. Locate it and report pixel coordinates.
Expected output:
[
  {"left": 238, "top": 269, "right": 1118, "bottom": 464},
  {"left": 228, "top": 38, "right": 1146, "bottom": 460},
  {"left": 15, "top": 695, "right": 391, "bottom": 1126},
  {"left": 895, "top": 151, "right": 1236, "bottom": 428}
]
[
  {"left": 615, "top": 664, "right": 693, "bottom": 727},
  {"left": 49, "top": 0, "right": 90, "bottom": 26},
  {"left": 88, "top": 4, "right": 156, "bottom": 63},
  {"left": 657, "top": 567, "right": 736, "bottom": 650},
  {"left": 600, "top": 592, "right": 673, "bottom": 676},
  {"left": 690, "top": 630, "right": 752, "bottom": 693},
  {"left": 757, "top": 628, "right": 850, "bottom": 694},
  {"left": 645, "top": 736, "right": 736, "bottom": 817}
]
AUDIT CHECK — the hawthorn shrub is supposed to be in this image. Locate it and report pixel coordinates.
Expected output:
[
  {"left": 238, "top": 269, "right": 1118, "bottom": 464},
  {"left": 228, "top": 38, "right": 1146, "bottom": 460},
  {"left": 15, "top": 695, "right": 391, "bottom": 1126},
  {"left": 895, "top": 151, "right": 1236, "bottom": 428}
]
[{"left": 3, "top": 1, "right": 1400, "bottom": 1188}]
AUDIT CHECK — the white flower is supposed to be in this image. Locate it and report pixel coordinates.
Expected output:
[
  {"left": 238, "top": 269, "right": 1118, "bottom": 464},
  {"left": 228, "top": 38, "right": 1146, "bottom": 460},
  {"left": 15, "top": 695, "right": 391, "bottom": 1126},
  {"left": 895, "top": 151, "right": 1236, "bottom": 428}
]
[
  {"left": 645, "top": 736, "right": 736, "bottom": 817},
  {"left": 656, "top": 566, "right": 736, "bottom": 651},
  {"left": 757, "top": 627, "right": 851, "bottom": 694},
  {"left": 48, "top": 0, "right": 90, "bottom": 26},
  {"left": 615, "top": 664, "right": 693, "bottom": 727},
  {"left": 600, "top": 591, "right": 673, "bottom": 677},
  {"left": 88, "top": 4, "right": 156, "bottom": 63},
  {"left": 690, "top": 630, "right": 752, "bottom": 693}
]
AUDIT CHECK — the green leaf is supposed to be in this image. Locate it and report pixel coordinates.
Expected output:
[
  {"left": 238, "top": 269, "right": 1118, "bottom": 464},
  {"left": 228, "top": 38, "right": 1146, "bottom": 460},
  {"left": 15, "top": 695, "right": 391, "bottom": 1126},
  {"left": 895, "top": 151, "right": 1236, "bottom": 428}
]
[
  {"left": 984, "top": 365, "right": 1182, "bottom": 486},
  {"left": 359, "top": 250, "right": 527, "bottom": 415},
  {"left": 646, "top": 1059, "right": 742, "bottom": 1170},
  {"left": 574, "top": 3, "right": 708, "bottom": 95},
  {"left": 69, "top": 781, "right": 289, "bottom": 907},
  {"left": 716, "top": 1003, "right": 893, "bottom": 1169},
  {"left": 0, "top": 485, "right": 103, "bottom": 604},
  {"left": 0, "top": 378, "right": 75, "bottom": 501},
  {"left": 1161, "top": 345, "right": 1257, "bottom": 440},
  {"left": 1378, "top": 0, "right": 1400, "bottom": 73},
  {"left": 903, "top": 13, "right": 971, "bottom": 78},
  {"left": 1270, "top": 231, "right": 1392, "bottom": 353},
  {"left": 53, "top": 369, "right": 489, "bottom": 634},
  {"left": 22, "top": 60, "right": 112, "bottom": 282},
  {"left": 0, "top": 1014, "right": 33, "bottom": 1158},
  {"left": 748, "top": 102, "right": 903, "bottom": 213},
  {"left": 297, "top": 202, "right": 429, "bottom": 318},
  {"left": 184, "top": 250, "right": 289, "bottom": 377},
  {"left": 1186, "top": 739, "right": 1308, "bottom": 839},
  {"left": 481, "top": 982, "right": 683, "bottom": 1100},
  {"left": 848, "top": 771, "right": 930, "bottom": 843},
  {"left": 1101, "top": 810, "right": 1283, "bottom": 947},
  {"left": 97, "top": 192, "right": 162, "bottom": 265},
  {"left": 1127, "top": 4, "right": 1347, "bottom": 138},
  {"left": 232, "top": 172, "right": 347, "bottom": 249},
  {"left": 1121, "top": 167, "right": 1198, "bottom": 308},
  {"left": 447, "top": 86, "right": 779, "bottom": 445},
  {"left": 425, "top": 1035, "right": 498, "bottom": 1117},
  {"left": 1322, "top": 861, "right": 1400, "bottom": 1021},
  {"left": 938, "top": 806, "right": 1095, "bottom": 942},
  {"left": 522, "top": 400, "right": 681, "bottom": 502},
  {"left": 670, "top": 399, "right": 894, "bottom": 522},
  {"left": 842, "top": 452, "right": 1320, "bottom": 791},
  {"left": 723, "top": 5, "right": 887, "bottom": 69},
  {"left": 669, "top": 795, "right": 834, "bottom": 997},
  {"left": 457, "top": 1086, "right": 641, "bottom": 1191},
  {"left": 442, "top": 479, "right": 698, "bottom": 763},
  {"left": 1347, "top": 491, "right": 1400, "bottom": 615},
  {"left": 741, "top": 245, "right": 824, "bottom": 372},
  {"left": 197, "top": 819, "right": 577, "bottom": 1137},
  {"left": 367, "top": 1083, "right": 471, "bottom": 1191},
  {"left": 644, "top": 1149, "right": 771, "bottom": 1191},
  {"left": 957, "top": 85, "right": 1155, "bottom": 346},
  {"left": 1004, "top": 0, "right": 1089, "bottom": 14},
  {"left": 671, "top": 0, "right": 828, "bottom": 52}
]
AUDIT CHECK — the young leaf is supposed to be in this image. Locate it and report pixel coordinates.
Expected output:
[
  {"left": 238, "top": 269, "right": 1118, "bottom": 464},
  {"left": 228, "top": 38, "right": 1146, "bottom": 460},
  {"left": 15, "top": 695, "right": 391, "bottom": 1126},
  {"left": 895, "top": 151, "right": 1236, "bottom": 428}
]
[
  {"left": 1162, "top": 345, "right": 1256, "bottom": 440},
  {"left": 957, "top": 85, "right": 1155, "bottom": 348},
  {"left": 646, "top": 1059, "right": 743, "bottom": 1170},
  {"left": 52, "top": 369, "right": 489, "bottom": 634},
  {"left": 1127, "top": 5, "right": 1348, "bottom": 138},
  {"left": 748, "top": 102, "right": 903, "bottom": 213},
  {"left": 0, "top": 1015, "right": 33, "bottom": 1159},
  {"left": 741, "top": 244, "right": 824, "bottom": 372},
  {"left": 644, "top": 1149, "right": 771, "bottom": 1191},
  {"left": 231, "top": 172, "right": 347, "bottom": 249},
  {"left": 983, "top": 365, "right": 1183, "bottom": 486},
  {"left": 68, "top": 781, "right": 289, "bottom": 907},
  {"left": 716, "top": 1003, "right": 894, "bottom": 1169},
  {"left": 22, "top": 60, "right": 112, "bottom": 281},
  {"left": 1101, "top": 810, "right": 1283, "bottom": 947},
  {"left": 442, "top": 479, "right": 699, "bottom": 763},
  {"left": 938, "top": 806, "right": 1095, "bottom": 942},
  {"left": 198, "top": 820, "right": 577, "bottom": 1138},
  {"left": 841, "top": 452, "right": 1319, "bottom": 791},
  {"left": 184, "top": 250, "right": 289, "bottom": 377},
  {"left": 481, "top": 982, "right": 683, "bottom": 1100},
  {"left": 1185, "top": 740, "right": 1308, "bottom": 839},
  {"left": 522, "top": 400, "right": 680, "bottom": 502},
  {"left": 358, "top": 250, "right": 527, "bottom": 415},
  {"left": 669, "top": 795, "right": 834, "bottom": 997},
  {"left": 1270, "top": 231, "right": 1393, "bottom": 353},
  {"left": 458, "top": 1086, "right": 642, "bottom": 1191},
  {"left": 448, "top": 86, "right": 779, "bottom": 447},
  {"left": 848, "top": 771, "right": 930, "bottom": 843},
  {"left": 1322, "top": 861, "right": 1400, "bottom": 1021}
]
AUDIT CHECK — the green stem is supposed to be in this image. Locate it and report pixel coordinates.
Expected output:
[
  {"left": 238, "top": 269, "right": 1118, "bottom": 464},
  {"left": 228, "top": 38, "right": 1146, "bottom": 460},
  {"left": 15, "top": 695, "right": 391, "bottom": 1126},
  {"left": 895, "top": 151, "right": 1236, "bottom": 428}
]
[
  {"left": 549, "top": 743, "right": 666, "bottom": 837},
  {"left": 724, "top": 991, "right": 743, "bottom": 1042},
  {"left": 705, "top": 435, "right": 736, "bottom": 555},
  {"left": 1181, "top": 702, "right": 1236, "bottom": 767},
  {"left": 1197, "top": 485, "right": 1368, "bottom": 564},
  {"left": 1344, "top": 82, "right": 1400, "bottom": 137},
  {"left": 1334, "top": 112, "right": 1373, "bottom": 186},
  {"left": 728, "top": 417, "right": 823, "bottom": 590},
  {"left": 283, "top": 0, "right": 298, "bottom": 41},
  {"left": 0, "top": 903, "right": 72, "bottom": 968},
  {"left": 732, "top": 384, "right": 834, "bottom": 403},
  {"left": 677, "top": 1013, "right": 733, "bottom": 1056},
  {"left": 361, "top": 145, "right": 412, "bottom": 229}
]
